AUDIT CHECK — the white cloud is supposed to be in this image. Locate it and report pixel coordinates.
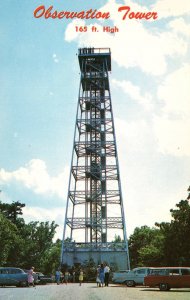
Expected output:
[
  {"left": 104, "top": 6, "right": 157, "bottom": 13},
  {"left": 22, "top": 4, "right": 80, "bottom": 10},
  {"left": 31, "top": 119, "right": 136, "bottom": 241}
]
[
  {"left": 125, "top": 184, "right": 189, "bottom": 236},
  {"left": 52, "top": 53, "right": 59, "bottom": 63},
  {"left": 154, "top": 0, "right": 190, "bottom": 18},
  {"left": 64, "top": 0, "right": 188, "bottom": 76},
  {"left": 169, "top": 18, "right": 190, "bottom": 37},
  {"left": 22, "top": 206, "right": 64, "bottom": 240},
  {"left": 22, "top": 206, "right": 62, "bottom": 223},
  {"left": 112, "top": 78, "right": 154, "bottom": 111},
  {"left": 0, "top": 160, "right": 69, "bottom": 240},
  {"left": 113, "top": 64, "right": 190, "bottom": 158},
  {"left": 115, "top": 117, "right": 152, "bottom": 153},
  {"left": 153, "top": 64, "right": 190, "bottom": 157},
  {"left": 0, "top": 159, "right": 69, "bottom": 199},
  {"left": 158, "top": 64, "right": 190, "bottom": 117},
  {"left": 114, "top": 117, "right": 190, "bottom": 236},
  {"left": 153, "top": 115, "right": 190, "bottom": 156}
]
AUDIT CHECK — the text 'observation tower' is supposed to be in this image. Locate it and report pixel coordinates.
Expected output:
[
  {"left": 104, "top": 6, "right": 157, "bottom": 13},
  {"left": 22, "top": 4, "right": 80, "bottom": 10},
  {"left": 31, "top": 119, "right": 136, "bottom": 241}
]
[{"left": 61, "top": 48, "right": 130, "bottom": 270}]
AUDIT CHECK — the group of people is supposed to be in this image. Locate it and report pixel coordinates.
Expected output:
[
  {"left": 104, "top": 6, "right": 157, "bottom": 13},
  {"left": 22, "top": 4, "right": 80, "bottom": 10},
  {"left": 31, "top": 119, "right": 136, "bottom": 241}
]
[
  {"left": 27, "top": 263, "right": 110, "bottom": 287},
  {"left": 55, "top": 263, "right": 110, "bottom": 287},
  {"left": 96, "top": 263, "right": 110, "bottom": 287},
  {"left": 55, "top": 269, "right": 83, "bottom": 286}
]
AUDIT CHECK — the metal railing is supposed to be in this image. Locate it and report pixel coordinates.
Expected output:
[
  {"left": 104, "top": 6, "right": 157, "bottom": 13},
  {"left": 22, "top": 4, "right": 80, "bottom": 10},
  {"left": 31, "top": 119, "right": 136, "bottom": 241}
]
[
  {"left": 78, "top": 48, "right": 111, "bottom": 55},
  {"left": 62, "top": 241, "right": 127, "bottom": 251}
]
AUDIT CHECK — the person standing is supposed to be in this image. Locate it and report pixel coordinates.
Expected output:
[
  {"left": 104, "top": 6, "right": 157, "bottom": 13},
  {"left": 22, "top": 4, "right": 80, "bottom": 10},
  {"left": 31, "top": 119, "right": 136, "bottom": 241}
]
[
  {"left": 104, "top": 263, "right": 110, "bottom": 286},
  {"left": 96, "top": 265, "right": 101, "bottom": 287},
  {"left": 72, "top": 271, "right": 76, "bottom": 283},
  {"left": 55, "top": 269, "right": 61, "bottom": 285},
  {"left": 96, "top": 276, "right": 101, "bottom": 287},
  {"left": 98, "top": 264, "right": 105, "bottom": 287},
  {"left": 64, "top": 270, "right": 70, "bottom": 284},
  {"left": 27, "top": 267, "right": 35, "bottom": 287},
  {"left": 79, "top": 269, "right": 83, "bottom": 286}
]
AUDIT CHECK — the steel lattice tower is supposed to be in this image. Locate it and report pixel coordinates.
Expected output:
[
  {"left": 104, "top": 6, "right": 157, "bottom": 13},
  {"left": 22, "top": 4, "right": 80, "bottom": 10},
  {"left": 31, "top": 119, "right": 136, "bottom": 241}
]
[{"left": 61, "top": 48, "right": 130, "bottom": 270}]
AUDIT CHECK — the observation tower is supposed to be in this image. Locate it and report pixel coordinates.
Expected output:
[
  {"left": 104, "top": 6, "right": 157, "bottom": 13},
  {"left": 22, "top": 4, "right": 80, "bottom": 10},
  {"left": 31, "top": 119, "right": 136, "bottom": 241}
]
[{"left": 61, "top": 48, "right": 130, "bottom": 270}]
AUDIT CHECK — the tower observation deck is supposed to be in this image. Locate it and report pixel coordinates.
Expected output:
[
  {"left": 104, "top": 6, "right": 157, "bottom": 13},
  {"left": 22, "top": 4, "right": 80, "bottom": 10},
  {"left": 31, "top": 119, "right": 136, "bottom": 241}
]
[{"left": 61, "top": 48, "right": 130, "bottom": 270}]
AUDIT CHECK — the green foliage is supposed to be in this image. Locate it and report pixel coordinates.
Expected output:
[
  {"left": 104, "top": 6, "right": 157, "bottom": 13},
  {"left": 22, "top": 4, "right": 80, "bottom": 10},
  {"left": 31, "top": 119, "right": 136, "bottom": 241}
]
[
  {"left": 128, "top": 225, "right": 164, "bottom": 268},
  {"left": 0, "top": 200, "right": 25, "bottom": 227},
  {"left": 113, "top": 234, "right": 122, "bottom": 243},
  {"left": 18, "top": 220, "right": 58, "bottom": 269},
  {"left": 156, "top": 200, "right": 190, "bottom": 266},
  {"left": 41, "top": 239, "right": 62, "bottom": 274},
  {"left": 0, "top": 212, "right": 21, "bottom": 265},
  {"left": 111, "top": 234, "right": 125, "bottom": 252},
  {"left": 0, "top": 200, "right": 60, "bottom": 272},
  {"left": 82, "top": 258, "right": 97, "bottom": 281},
  {"left": 128, "top": 198, "right": 190, "bottom": 268}
]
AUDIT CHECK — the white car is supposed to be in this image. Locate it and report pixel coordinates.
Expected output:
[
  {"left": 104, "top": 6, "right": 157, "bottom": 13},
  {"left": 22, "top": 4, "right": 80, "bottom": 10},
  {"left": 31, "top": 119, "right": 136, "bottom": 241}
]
[{"left": 112, "top": 267, "right": 153, "bottom": 286}]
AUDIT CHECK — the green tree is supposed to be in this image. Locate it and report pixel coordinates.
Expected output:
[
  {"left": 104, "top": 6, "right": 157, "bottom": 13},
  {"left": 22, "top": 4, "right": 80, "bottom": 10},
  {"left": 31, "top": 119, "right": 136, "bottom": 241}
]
[
  {"left": 41, "top": 239, "right": 62, "bottom": 274},
  {"left": 0, "top": 200, "right": 25, "bottom": 228},
  {"left": 112, "top": 234, "right": 122, "bottom": 243},
  {"left": 19, "top": 221, "right": 58, "bottom": 269},
  {"left": 156, "top": 200, "right": 190, "bottom": 265},
  {"left": 0, "top": 199, "right": 59, "bottom": 271},
  {"left": 0, "top": 212, "right": 21, "bottom": 265},
  {"left": 82, "top": 257, "right": 97, "bottom": 282},
  {"left": 111, "top": 234, "right": 125, "bottom": 251},
  {"left": 128, "top": 225, "right": 164, "bottom": 268}
]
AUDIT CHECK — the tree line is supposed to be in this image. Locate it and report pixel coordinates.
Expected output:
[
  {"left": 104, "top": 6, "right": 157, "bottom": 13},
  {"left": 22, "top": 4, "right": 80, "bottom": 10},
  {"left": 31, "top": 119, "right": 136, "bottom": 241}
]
[
  {"left": 0, "top": 201, "right": 61, "bottom": 274},
  {"left": 129, "top": 186, "right": 190, "bottom": 268},
  {"left": 0, "top": 186, "right": 190, "bottom": 273}
]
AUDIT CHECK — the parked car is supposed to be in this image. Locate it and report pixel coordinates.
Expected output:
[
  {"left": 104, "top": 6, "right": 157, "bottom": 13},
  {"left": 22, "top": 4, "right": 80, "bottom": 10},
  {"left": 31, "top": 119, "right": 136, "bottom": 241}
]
[
  {"left": 113, "top": 267, "right": 153, "bottom": 287},
  {"left": 144, "top": 267, "right": 190, "bottom": 291},
  {"left": 35, "top": 272, "right": 53, "bottom": 285},
  {"left": 0, "top": 267, "right": 28, "bottom": 287},
  {"left": 112, "top": 270, "right": 130, "bottom": 283}
]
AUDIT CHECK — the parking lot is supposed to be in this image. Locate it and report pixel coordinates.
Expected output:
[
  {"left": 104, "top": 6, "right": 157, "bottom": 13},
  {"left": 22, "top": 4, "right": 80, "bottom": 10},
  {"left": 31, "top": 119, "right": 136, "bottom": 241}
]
[{"left": 0, "top": 283, "right": 190, "bottom": 300}]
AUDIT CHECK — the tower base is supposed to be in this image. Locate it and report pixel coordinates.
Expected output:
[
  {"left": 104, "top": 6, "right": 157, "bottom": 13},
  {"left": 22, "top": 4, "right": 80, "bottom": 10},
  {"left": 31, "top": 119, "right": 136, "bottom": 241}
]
[{"left": 61, "top": 243, "right": 129, "bottom": 270}]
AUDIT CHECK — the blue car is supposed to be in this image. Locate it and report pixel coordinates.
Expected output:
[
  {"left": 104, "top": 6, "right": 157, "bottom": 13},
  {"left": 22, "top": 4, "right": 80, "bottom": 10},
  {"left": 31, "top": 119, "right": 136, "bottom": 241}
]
[{"left": 0, "top": 267, "right": 28, "bottom": 287}]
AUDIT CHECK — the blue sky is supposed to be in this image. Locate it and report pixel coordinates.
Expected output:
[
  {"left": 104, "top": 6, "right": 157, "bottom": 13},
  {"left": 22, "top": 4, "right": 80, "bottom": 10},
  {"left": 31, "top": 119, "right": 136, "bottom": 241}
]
[{"left": 0, "top": 0, "right": 190, "bottom": 239}]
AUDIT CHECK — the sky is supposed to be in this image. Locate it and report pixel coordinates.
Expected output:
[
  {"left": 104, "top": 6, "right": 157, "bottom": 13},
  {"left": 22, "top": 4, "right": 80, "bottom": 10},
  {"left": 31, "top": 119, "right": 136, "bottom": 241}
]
[{"left": 0, "top": 0, "right": 190, "bottom": 240}]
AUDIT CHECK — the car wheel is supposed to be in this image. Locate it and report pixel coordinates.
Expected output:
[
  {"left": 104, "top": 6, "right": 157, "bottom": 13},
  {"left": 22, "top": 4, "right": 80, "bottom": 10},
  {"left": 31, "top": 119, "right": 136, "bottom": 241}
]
[
  {"left": 159, "top": 283, "right": 170, "bottom": 291},
  {"left": 126, "top": 280, "right": 135, "bottom": 287}
]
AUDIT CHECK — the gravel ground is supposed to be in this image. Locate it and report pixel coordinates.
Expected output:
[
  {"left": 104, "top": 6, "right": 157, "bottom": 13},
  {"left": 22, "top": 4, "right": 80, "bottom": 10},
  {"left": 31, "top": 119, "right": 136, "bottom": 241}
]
[{"left": 0, "top": 283, "right": 190, "bottom": 300}]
